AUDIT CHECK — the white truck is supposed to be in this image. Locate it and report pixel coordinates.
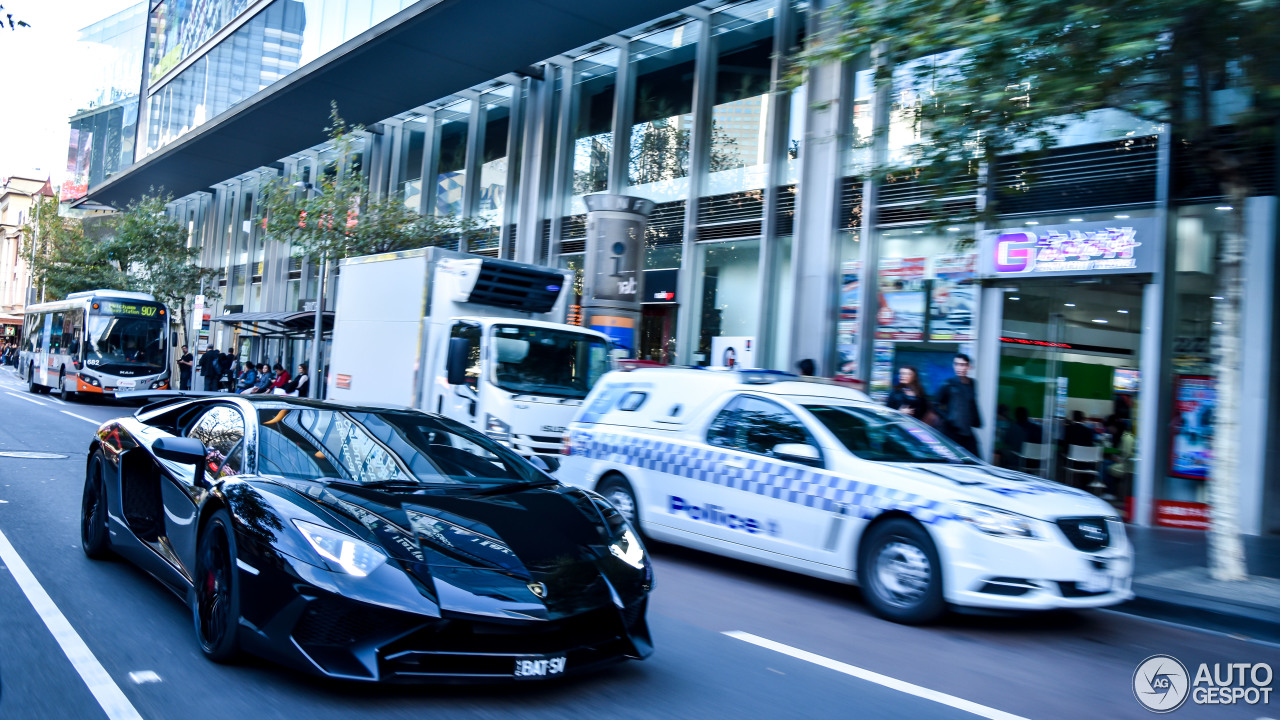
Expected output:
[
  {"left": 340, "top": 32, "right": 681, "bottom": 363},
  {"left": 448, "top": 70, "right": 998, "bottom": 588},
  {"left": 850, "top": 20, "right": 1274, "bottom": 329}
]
[{"left": 326, "top": 247, "right": 612, "bottom": 458}]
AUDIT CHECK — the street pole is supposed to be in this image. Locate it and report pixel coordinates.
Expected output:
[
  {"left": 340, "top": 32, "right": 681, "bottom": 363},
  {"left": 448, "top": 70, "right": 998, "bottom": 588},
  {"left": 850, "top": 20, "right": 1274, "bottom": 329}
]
[
  {"left": 27, "top": 195, "right": 39, "bottom": 306},
  {"left": 308, "top": 254, "right": 327, "bottom": 398}
]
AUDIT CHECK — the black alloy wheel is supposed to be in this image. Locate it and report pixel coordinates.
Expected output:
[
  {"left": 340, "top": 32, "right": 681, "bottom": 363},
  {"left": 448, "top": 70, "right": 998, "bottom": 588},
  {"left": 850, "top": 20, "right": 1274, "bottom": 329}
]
[
  {"left": 81, "top": 451, "right": 112, "bottom": 559},
  {"left": 858, "top": 517, "right": 945, "bottom": 624},
  {"left": 598, "top": 475, "right": 643, "bottom": 536},
  {"left": 194, "top": 509, "right": 241, "bottom": 662}
]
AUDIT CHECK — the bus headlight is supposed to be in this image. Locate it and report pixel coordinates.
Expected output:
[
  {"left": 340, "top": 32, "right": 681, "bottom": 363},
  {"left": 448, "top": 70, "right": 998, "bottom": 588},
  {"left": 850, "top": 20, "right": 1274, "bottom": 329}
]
[{"left": 485, "top": 414, "right": 511, "bottom": 444}]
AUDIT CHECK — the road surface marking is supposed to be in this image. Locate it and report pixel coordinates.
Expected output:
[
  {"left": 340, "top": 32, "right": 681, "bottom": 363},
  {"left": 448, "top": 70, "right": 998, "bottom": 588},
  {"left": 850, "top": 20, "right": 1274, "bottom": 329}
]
[
  {"left": 62, "top": 411, "right": 101, "bottom": 426},
  {"left": 45, "top": 396, "right": 68, "bottom": 406},
  {"left": 127, "top": 671, "right": 162, "bottom": 685},
  {"left": 0, "top": 527, "right": 144, "bottom": 720},
  {"left": 724, "top": 631, "right": 1029, "bottom": 720},
  {"left": 5, "top": 391, "right": 47, "bottom": 407}
]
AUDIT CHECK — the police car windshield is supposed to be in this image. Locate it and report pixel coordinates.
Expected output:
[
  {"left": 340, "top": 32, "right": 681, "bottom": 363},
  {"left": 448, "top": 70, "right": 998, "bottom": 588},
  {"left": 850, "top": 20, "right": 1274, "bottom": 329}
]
[
  {"left": 490, "top": 325, "right": 610, "bottom": 399},
  {"left": 805, "top": 405, "right": 971, "bottom": 463}
]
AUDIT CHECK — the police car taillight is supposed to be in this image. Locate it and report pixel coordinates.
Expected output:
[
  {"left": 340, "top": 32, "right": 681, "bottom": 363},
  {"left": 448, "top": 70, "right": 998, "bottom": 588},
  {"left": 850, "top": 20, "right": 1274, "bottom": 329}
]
[{"left": 561, "top": 433, "right": 572, "bottom": 456}]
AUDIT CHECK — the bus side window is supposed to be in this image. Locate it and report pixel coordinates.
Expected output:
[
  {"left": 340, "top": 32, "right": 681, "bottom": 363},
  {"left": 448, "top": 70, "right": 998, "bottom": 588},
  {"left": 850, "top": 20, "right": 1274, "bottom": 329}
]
[
  {"left": 49, "top": 313, "right": 63, "bottom": 353},
  {"left": 69, "top": 310, "right": 83, "bottom": 358}
]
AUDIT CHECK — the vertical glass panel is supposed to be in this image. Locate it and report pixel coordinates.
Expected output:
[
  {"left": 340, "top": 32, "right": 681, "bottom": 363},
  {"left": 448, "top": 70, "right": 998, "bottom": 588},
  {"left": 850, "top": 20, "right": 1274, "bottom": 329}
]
[
  {"left": 766, "top": 235, "right": 794, "bottom": 370},
  {"left": 695, "top": 239, "right": 761, "bottom": 366},
  {"left": 627, "top": 22, "right": 698, "bottom": 203},
  {"left": 707, "top": 1, "right": 775, "bottom": 196},
  {"left": 478, "top": 86, "right": 514, "bottom": 224},
  {"left": 434, "top": 100, "right": 471, "bottom": 216},
  {"left": 398, "top": 119, "right": 427, "bottom": 211},
  {"left": 847, "top": 68, "right": 874, "bottom": 175},
  {"left": 887, "top": 50, "right": 964, "bottom": 168},
  {"left": 783, "top": 85, "right": 805, "bottom": 185},
  {"left": 570, "top": 48, "right": 619, "bottom": 214}
]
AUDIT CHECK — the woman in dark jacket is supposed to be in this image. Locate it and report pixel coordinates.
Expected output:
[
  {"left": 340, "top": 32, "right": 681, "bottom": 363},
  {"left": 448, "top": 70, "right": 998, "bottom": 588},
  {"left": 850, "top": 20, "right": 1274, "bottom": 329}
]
[{"left": 886, "top": 366, "right": 929, "bottom": 418}]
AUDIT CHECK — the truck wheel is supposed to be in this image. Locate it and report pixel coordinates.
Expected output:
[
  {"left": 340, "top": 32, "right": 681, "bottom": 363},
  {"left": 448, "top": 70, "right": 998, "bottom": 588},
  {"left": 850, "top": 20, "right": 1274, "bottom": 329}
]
[
  {"left": 858, "top": 517, "right": 945, "bottom": 624},
  {"left": 598, "top": 475, "right": 643, "bottom": 535}
]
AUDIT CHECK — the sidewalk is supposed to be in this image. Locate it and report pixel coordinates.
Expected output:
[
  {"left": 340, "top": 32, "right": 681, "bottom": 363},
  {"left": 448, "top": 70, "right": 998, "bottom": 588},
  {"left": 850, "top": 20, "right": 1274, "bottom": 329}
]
[{"left": 1120, "top": 526, "right": 1280, "bottom": 643}]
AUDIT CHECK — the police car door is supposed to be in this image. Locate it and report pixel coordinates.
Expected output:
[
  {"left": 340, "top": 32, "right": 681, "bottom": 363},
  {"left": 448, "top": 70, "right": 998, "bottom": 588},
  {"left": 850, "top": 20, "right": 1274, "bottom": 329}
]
[{"left": 671, "top": 394, "right": 830, "bottom": 560}]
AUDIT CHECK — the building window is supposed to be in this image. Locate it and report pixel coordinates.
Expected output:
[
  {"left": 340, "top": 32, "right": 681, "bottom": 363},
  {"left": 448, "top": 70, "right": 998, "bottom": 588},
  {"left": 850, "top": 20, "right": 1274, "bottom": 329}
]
[
  {"left": 433, "top": 99, "right": 470, "bottom": 217},
  {"left": 694, "top": 239, "right": 761, "bottom": 366},
  {"left": 627, "top": 21, "right": 699, "bottom": 203},
  {"left": 569, "top": 48, "right": 619, "bottom": 213},
  {"left": 706, "top": 0, "right": 775, "bottom": 197}
]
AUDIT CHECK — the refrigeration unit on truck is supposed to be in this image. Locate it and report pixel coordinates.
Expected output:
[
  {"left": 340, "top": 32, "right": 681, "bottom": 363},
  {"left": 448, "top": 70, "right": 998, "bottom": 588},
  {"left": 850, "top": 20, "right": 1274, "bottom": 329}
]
[{"left": 326, "top": 247, "right": 612, "bottom": 458}]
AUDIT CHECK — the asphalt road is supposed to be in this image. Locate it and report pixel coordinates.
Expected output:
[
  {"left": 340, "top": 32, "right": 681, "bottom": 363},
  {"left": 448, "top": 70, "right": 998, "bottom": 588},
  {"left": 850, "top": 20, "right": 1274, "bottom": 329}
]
[{"left": 0, "top": 370, "right": 1276, "bottom": 720}]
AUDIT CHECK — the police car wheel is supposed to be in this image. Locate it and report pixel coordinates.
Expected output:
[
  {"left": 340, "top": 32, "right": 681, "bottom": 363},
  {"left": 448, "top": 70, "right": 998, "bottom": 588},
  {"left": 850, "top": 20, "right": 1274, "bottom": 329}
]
[
  {"left": 859, "top": 518, "right": 944, "bottom": 624},
  {"left": 598, "top": 475, "right": 642, "bottom": 532}
]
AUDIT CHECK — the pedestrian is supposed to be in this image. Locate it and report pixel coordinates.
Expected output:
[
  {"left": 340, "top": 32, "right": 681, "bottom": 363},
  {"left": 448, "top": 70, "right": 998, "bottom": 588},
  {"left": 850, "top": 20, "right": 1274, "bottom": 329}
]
[
  {"left": 198, "top": 345, "right": 222, "bottom": 391},
  {"left": 796, "top": 358, "right": 816, "bottom": 376},
  {"left": 886, "top": 366, "right": 928, "bottom": 419},
  {"left": 177, "top": 344, "right": 194, "bottom": 391},
  {"left": 243, "top": 363, "right": 274, "bottom": 395},
  {"left": 275, "top": 362, "right": 309, "bottom": 397},
  {"left": 235, "top": 362, "right": 259, "bottom": 392},
  {"left": 1064, "top": 410, "right": 1097, "bottom": 448},
  {"left": 935, "top": 353, "right": 982, "bottom": 455},
  {"left": 268, "top": 362, "right": 290, "bottom": 392},
  {"left": 219, "top": 347, "right": 238, "bottom": 392}
]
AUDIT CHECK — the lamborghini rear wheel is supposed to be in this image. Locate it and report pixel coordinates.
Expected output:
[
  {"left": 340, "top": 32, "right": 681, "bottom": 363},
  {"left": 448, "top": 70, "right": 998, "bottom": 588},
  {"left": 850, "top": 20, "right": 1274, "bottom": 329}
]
[
  {"left": 194, "top": 509, "right": 241, "bottom": 662},
  {"left": 81, "top": 451, "right": 111, "bottom": 559}
]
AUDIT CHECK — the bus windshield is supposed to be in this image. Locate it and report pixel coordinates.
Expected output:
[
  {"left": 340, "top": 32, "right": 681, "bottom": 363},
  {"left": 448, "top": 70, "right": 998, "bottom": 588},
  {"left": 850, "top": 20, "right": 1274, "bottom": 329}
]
[
  {"left": 85, "top": 315, "right": 166, "bottom": 372},
  {"left": 490, "top": 324, "right": 610, "bottom": 399}
]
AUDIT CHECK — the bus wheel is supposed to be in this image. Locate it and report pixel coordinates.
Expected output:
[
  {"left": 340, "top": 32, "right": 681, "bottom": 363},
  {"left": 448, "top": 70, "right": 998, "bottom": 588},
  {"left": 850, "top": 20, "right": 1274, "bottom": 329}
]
[
  {"left": 59, "top": 371, "right": 75, "bottom": 402},
  {"left": 27, "top": 364, "right": 39, "bottom": 394}
]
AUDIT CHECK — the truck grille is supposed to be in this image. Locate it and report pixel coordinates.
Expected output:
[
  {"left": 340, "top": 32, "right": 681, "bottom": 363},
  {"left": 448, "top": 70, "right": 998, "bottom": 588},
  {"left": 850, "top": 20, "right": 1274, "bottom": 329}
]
[{"left": 1055, "top": 517, "right": 1111, "bottom": 552}]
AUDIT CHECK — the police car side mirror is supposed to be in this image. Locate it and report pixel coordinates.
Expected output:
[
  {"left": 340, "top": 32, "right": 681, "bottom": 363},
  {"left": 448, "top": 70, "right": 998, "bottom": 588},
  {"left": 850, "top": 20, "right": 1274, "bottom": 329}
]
[{"left": 773, "top": 443, "right": 822, "bottom": 467}]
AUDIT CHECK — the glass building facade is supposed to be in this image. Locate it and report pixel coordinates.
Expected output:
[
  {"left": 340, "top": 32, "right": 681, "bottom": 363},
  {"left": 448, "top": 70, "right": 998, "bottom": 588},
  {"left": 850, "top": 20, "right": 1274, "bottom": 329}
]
[{"left": 76, "top": 0, "right": 1280, "bottom": 535}]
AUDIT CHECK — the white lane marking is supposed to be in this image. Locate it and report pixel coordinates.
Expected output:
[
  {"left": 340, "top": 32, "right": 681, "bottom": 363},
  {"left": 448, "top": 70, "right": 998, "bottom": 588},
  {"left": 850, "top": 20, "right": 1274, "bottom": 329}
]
[
  {"left": 45, "top": 396, "right": 68, "bottom": 406},
  {"left": 235, "top": 558, "right": 260, "bottom": 575},
  {"left": 62, "top": 411, "right": 101, "bottom": 426},
  {"left": 0, "top": 527, "right": 144, "bottom": 720},
  {"left": 724, "top": 631, "right": 1030, "bottom": 720},
  {"left": 127, "top": 670, "right": 162, "bottom": 685},
  {"left": 5, "top": 391, "right": 48, "bottom": 407}
]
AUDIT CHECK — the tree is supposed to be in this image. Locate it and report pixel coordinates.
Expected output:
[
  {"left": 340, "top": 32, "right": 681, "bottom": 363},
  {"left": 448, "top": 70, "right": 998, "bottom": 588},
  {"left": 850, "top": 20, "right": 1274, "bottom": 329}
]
[
  {"left": 109, "top": 192, "right": 220, "bottom": 348},
  {"left": 0, "top": 5, "right": 29, "bottom": 32},
  {"left": 23, "top": 196, "right": 124, "bottom": 301},
  {"left": 793, "top": 0, "right": 1280, "bottom": 580},
  {"left": 258, "top": 104, "right": 483, "bottom": 262}
]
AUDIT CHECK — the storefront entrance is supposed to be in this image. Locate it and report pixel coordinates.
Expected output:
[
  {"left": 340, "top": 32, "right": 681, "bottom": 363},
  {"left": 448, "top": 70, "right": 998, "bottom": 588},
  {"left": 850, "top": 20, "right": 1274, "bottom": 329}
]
[{"left": 995, "top": 276, "right": 1146, "bottom": 510}]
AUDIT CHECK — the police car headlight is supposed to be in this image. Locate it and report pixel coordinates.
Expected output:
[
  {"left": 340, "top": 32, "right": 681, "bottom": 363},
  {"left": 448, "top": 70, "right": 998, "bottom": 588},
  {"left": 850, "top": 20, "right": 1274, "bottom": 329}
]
[
  {"left": 293, "top": 520, "right": 387, "bottom": 576},
  {"left": 954, "top": 503, "right": 1040, "bottom": 539},
  {"left": 609, "top": 528, "right": 647, "bottom": 570},
  {"left": 485, "top": 414, "right": 511, "bottom": 444}
]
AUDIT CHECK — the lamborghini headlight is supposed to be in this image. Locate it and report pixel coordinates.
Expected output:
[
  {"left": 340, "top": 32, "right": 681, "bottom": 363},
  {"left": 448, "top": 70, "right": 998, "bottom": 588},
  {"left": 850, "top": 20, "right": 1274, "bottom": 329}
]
[
  {"left": 609, "top": 528, "right": 647, "bottom": 570},
  {"left": 293, "top": 519, "right": 387, "bottom": 576},
  {"left": 954, "top": 503, "right": 1040, "bottom": 539}
]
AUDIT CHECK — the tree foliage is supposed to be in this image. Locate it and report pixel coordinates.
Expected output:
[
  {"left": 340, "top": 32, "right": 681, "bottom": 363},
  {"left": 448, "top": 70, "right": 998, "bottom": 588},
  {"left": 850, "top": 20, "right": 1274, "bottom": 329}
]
[
  {"left": 259, "top": 104, "right": 484, "bottom": 261},
  {"left": 23, "top": 197, "right": 124, "bottom": 301}
]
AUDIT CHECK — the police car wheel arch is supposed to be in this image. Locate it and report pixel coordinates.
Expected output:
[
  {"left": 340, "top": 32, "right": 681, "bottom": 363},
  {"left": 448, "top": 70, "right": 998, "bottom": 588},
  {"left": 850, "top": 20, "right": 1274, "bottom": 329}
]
[
  {"left": 597, "top": 473, "right": 641, "bottom": 529},
  {"left": 858, "top": 515, "right": 945, "bottom": 624}
]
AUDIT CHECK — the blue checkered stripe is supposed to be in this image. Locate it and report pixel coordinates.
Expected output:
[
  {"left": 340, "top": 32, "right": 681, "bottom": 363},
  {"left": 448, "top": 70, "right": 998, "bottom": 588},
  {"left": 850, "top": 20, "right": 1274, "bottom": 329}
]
[{"left": 574, "top": 429, "right": 956, "bottom": 525}]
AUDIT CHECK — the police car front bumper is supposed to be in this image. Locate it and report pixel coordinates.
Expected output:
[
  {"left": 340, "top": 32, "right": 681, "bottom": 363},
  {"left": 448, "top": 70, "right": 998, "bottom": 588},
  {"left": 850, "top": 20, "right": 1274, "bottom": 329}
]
[{"left": 939, "top": 518, "right": 1134, "bottom": 611}]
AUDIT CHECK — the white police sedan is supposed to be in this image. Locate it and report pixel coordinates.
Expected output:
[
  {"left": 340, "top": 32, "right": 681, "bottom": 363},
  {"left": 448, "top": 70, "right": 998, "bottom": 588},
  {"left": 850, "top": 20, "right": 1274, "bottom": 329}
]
[{"left": 556, "top": 367, "right": 1133, "bottom": 624}]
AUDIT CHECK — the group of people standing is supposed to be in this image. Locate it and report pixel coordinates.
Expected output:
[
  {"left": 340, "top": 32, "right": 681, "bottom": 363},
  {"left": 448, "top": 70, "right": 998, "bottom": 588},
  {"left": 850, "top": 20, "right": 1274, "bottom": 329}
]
[
  {"left": 0, "top": 341, "right": 19, "bottom": 367},
  {"left": 179, "top": 344, "right": 309, "bottom": 397},
  {"left": 885, "top": 353, "right": 983, "bottom": 454}
]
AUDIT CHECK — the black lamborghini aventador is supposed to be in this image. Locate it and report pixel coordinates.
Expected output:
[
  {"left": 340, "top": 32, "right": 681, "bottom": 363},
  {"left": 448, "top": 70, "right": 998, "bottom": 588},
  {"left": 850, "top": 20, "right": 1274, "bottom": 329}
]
[{"left": 80, "top": 393, "right": 652, "bottom": 682}]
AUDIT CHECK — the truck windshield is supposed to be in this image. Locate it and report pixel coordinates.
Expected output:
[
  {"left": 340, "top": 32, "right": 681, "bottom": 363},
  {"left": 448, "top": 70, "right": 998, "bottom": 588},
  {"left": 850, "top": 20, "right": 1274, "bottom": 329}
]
[
  {"left": 805, "top": 404, "right": 973, "bottom": 463},
  {"left": 490, "top": 324, "right": 610, "bottom": 399},
  {"left": 86, "top": 315, "right": 166, "bottom": 373}
]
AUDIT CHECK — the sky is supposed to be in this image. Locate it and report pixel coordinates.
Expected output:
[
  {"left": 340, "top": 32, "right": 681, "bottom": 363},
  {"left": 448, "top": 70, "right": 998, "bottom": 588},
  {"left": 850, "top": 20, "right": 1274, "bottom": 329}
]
[{"left": 0, "top": 0, "right": 141, "bottom": 184}]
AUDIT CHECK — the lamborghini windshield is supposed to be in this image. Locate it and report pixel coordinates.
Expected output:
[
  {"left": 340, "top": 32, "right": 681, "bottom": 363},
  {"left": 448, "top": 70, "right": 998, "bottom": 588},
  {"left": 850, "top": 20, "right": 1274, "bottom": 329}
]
[{"left": 255, "top": 405, "right": 543, "bottom": 486}]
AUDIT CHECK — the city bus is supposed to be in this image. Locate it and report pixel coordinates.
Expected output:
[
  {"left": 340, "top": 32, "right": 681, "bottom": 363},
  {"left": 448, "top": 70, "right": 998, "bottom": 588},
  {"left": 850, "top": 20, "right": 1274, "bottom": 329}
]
[{"left": 20, "top": 290, "right": 172, "bottom": 400}]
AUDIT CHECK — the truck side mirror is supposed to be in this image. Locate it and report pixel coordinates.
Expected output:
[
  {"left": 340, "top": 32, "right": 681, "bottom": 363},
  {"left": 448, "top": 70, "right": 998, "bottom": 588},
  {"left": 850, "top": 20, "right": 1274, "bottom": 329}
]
[
  {"left": 446, "top": 337, "right": 470, "bottom": 386},
  {"left": 171, "top": 331, "right": 179, "bottom": 346}
]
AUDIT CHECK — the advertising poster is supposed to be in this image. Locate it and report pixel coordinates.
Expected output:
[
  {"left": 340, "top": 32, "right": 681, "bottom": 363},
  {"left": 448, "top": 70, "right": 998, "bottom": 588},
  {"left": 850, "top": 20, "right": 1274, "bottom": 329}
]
[
  {"left": 835, "top": 321, "right": 858, "bottom": 380},
  {"left": 929, "top": 253, "right": 976, "bottom": 342},
  {"left": 870, "top": 341, "right": 895, "bottom": 402},
  {"left": 840, "top": 261, "right": 860, "bottom": 321},
  {"left": 1170, "top": 375, "right": 1214, "bottom": 480},
  {"left": 876, "top": 257, "right": 926, "bottom": 341}
]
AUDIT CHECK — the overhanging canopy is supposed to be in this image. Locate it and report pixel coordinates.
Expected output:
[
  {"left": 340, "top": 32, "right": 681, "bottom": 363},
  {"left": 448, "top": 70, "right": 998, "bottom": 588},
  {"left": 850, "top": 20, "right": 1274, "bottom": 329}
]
[
  {"left": 214, "top": 310, "right": 334, "bottom": 339},
  {"left": 82, "top": 0, "right": 695, "bottom": 208}
]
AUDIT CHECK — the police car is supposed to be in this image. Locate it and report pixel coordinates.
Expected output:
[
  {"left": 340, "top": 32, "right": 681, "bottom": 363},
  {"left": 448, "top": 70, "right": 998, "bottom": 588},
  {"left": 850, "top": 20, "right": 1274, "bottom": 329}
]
[{"left": 556, "top": 367, "right": 1133, "bottom": 624}]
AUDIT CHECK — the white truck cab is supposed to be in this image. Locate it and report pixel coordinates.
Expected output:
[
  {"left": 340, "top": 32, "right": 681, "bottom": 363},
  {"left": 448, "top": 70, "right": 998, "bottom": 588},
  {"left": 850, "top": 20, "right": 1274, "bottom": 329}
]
[
  {"left": 326, "top": 247, "right": 611, "bottom": 458},
  {"left": 556, "top": 367, "right": 1133, "bottom": 624}
]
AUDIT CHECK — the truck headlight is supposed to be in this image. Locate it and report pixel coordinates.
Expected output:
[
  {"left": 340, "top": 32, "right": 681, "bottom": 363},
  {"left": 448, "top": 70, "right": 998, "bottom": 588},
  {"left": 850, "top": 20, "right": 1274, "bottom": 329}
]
[
  {"left": 485, "top": 414, "right": 511, "bottom": 444},
  {"left": 293, "top": 519, "right": 387, "bottom": 576},
  {"left": 954, "top": 503, "right": 1039, "bottom": 539}
]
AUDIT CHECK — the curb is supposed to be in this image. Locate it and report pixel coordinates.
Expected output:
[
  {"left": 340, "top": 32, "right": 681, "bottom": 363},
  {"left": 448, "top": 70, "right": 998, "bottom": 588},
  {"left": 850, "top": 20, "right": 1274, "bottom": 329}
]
[{"left": 1116, "top": 591, "right": 1280, "bottom": 644}]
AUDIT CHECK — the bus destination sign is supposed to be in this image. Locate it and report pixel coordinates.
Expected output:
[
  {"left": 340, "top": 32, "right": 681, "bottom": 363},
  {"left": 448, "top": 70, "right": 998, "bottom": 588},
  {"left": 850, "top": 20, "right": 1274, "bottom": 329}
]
[{"left": 97, "top": 302, "right": 162, "bottom": 317}]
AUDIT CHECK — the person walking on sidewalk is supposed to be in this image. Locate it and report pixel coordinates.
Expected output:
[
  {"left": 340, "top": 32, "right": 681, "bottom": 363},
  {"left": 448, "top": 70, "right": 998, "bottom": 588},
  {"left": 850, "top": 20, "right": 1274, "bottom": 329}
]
[
  {"left": 198, "top": 346, "right": 222, "bottom": 391},
  {"left": 935, "top": 353, "right": 982, "bottom": 455},
  {"left": 177, "top": 345, "right": 194, "bottom": 390},
  {"left": 886, "top": 366, "right": 929, "bottom": 419}
]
